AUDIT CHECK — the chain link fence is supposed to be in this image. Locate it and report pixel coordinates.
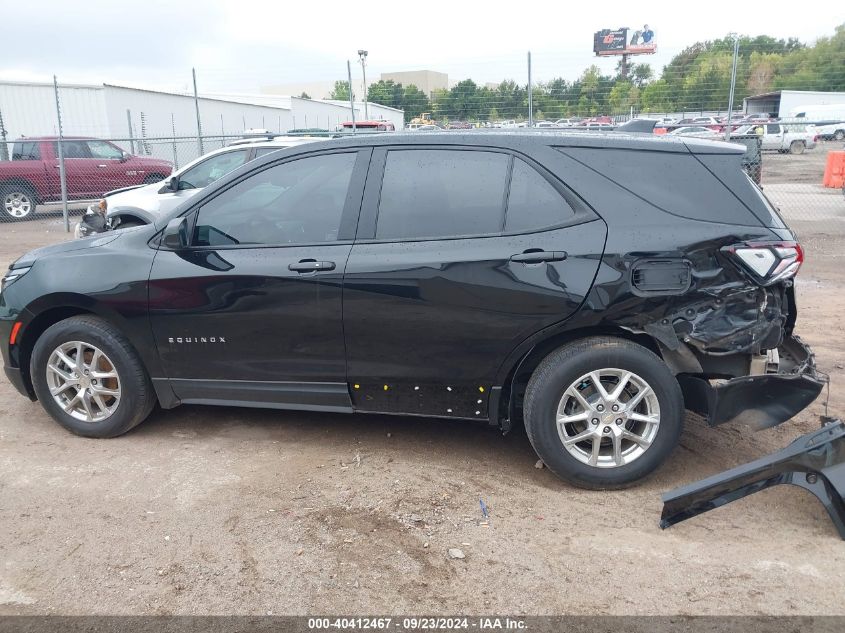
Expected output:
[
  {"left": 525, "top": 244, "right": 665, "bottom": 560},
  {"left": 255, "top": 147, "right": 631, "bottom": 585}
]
[{"left": 1, "top": 38, "right": 844, "bottom": 230}]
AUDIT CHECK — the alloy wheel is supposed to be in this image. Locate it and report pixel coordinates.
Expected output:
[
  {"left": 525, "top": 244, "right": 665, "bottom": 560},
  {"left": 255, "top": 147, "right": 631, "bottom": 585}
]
[
  {"left": 45, "top": 341, "right": 122, "bottom": 423},
  {"left": 3, "top": 191, "right": 33, "bottom": 218},
  {"left": 556, "top": 368, "right": 660, "bottom": 468}
]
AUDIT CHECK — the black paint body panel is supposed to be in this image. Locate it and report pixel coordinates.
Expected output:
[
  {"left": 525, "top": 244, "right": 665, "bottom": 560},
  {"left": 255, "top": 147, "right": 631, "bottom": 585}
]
[{"left": 0, "top": 132, "right": 821, "bottom": 429}]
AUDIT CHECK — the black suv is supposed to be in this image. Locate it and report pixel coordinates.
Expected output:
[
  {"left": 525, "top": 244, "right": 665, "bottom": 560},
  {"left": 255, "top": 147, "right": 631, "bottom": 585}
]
[{"left": 0, "top": 132, "right": 823, "bottom": 488}]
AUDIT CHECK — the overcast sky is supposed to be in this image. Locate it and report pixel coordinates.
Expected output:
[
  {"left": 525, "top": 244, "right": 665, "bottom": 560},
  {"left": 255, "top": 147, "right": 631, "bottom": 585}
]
[{"left": 2, "top": 0, "right": 841, "bottom": 94}]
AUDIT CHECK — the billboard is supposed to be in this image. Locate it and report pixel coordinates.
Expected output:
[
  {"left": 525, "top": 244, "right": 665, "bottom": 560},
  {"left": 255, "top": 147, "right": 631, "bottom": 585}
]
[{"left": 593, "top": 26, "right": 656, "bottom": 56}]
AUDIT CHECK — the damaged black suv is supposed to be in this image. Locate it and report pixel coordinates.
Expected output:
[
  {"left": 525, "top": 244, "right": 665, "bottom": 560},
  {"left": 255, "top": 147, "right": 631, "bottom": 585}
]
[{"left": 0, "top": 132, "right": 824, "bottom": 488}]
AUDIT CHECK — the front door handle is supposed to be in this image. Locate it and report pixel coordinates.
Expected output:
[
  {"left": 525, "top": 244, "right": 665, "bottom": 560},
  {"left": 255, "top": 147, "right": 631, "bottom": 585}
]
[
  {"left": 510, "top": 250, "right": 567, "bottom": 264},
  {"left": 288, "top": 259, "right": 336, "bottom": 273},
  {"left": 96, "top": 164, "right": 108, "bottom": 168}
]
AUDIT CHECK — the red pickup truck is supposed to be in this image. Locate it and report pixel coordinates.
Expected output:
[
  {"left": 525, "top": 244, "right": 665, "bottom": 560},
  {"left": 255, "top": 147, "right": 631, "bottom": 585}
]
[{"left": 1, "top": 137, "right": 172, "bottom": 220}]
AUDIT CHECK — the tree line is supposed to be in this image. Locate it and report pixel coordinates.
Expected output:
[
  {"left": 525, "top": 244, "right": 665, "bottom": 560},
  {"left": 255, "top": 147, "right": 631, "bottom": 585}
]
[{"left": 326, "top": 24, "right": 844, "bottom": 121}]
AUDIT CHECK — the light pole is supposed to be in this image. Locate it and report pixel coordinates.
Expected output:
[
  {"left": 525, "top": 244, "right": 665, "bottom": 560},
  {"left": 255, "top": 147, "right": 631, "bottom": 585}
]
[{"left": 358, "top": 49, "right": 369, "bottom": 120}]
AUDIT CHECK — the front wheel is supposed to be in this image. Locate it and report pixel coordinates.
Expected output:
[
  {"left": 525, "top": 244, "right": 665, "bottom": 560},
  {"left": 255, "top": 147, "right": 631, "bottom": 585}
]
[
  {"left": 833, "top": 129, "right": 844, "bottom": 141},
  {"left": 143, "top": 174, "right": 166, "bottom": 185},
  {"left": 523, "top": 336, "right": 684, "bottom": 489},
  {"left": 30, "top": 315, "right": 156, "bottom": 438}
]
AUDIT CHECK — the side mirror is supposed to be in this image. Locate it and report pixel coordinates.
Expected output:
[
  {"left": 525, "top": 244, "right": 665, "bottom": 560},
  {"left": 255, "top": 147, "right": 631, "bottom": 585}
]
[
  {"left": 162, "top": 217, "right": 188, "bottom": 250},
  {"left": 166, "top": 176, "right": 179, "bottom": 192},
  {"left": 120, "top": 151, "right": 130, "bottom": 162}
]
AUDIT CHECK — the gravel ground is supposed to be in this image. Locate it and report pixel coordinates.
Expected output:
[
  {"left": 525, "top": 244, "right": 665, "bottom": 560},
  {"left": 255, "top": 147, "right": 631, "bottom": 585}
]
[{"left": 0, "top": 178, "right": 844, "bottom": 616}]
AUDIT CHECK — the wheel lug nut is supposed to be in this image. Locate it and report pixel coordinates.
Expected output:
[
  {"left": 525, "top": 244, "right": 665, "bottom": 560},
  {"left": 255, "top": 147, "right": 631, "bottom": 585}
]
[
  {"left": 591, "top": 418, "right": 599, "bottom": 426},
  {"left": 612, "top": 404, "right": 619, "bottom": 412},
  {"left": 603, "top": 426, "right": 611, "bottom": 434},
  {"left": 596, "top": 404, "right": 604, "bottom": 412},
  {"left": 615, "top": 418, "right": 623, "bottom": 425}
]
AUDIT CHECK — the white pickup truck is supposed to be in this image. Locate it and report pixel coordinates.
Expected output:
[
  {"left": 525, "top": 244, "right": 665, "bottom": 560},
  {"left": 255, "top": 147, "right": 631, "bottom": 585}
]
[{"left": 735, "top": 123, "right": 818, "bottom": 154}]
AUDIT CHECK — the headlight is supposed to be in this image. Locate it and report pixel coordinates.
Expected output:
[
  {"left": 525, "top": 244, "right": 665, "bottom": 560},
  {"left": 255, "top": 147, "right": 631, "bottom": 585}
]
[{"left": 1, "top": 267, "right": 31, "bottom": 292}]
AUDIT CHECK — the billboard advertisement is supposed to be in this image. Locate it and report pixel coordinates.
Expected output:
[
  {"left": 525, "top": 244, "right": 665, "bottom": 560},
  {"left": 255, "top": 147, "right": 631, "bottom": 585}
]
[{"left": 593, "top": 26, "right": 656, "bottom": 56}]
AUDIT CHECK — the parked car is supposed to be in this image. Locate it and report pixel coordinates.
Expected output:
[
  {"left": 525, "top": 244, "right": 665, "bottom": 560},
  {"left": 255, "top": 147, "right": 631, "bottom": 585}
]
[
  {"left": 580, "top": 123, "right": 615, "bottom": 131},
  {"left": 734, "top": 123, "right": 818, "bottom": 154},
  {"left": 668, "top": 126, "right": 724, "bottom": 139},
  {"left": 1, "top": 137, "right": 172, "bottom": 221},
  {"left": 75, "top": 137, "right": 318, "bottom": 236},
  {"left": 806, "top": 120, "right": 845, "bottom": 142},
  {"left": 447, "top": 121, "right": 473, "bottom": 130},
  {"left": 498, "top": 120, "right": 518, "bottom": 128},
  {"left": 413, "top": 124, "right": 443, "bottom": 132},
  {"left": 554, "top": 118, "right": 580, "bottom": 127},
  {"left": 534, "top": 121, "right": 561, "bottom": 129},
  {"left": 0, "top": 133, "right": 821, "bottom": 489},
  {"left": 339, "top": 120, "right": 396, "bottom": 132}
]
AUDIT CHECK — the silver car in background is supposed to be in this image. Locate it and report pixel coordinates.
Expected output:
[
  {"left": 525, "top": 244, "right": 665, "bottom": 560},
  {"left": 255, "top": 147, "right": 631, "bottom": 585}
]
[{"left": 75, "top": 136, "right": 319, "bottom": 237}]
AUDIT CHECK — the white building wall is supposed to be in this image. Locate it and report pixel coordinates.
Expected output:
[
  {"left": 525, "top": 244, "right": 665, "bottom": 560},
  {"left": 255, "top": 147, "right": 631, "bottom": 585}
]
[
  {"left": 779, "top": 91, "right": 845, "bottom": 117},
  {"left": 0, "top": 81, "right": 108, "bottom": 140}
]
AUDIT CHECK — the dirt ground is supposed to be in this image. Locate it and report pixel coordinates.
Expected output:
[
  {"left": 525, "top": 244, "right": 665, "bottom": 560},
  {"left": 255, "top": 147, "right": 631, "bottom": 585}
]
[
  {"left": 0, "top": 170, "right": 844, "bottom": 616},
  {"left": 762, "top": 139, "right": 838, "bottom": 185}
]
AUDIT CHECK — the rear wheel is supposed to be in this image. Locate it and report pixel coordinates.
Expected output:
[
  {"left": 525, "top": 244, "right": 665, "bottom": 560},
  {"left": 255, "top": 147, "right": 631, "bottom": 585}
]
[
  {"left": 523, "top": 336, "right": 683, "bottom": 489},
  {"left": 30, "top": 316, "right": 156, "bottom": 438},
  {"left": 834, "top": 129, "right": 845, "bottom": 141},
  {"left": 143, "top": 174, "right": 166, "bottom": 184},
  {"left": 1, "top": 184, "right": 37, "bottom": 220},
  {"left": 790, "top": 140, "right": 805, "bottom": 155}
]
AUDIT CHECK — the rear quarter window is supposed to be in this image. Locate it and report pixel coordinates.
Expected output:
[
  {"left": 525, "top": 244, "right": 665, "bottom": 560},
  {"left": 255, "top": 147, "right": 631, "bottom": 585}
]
[{"left": 558, "top": 147, "right": 762, "bottom": 226}]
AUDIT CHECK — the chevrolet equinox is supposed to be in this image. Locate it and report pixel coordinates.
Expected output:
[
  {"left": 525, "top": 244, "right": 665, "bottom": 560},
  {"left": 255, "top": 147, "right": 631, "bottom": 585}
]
[{"left": 0, "top": 132, "right": 824, "bottom": 488}]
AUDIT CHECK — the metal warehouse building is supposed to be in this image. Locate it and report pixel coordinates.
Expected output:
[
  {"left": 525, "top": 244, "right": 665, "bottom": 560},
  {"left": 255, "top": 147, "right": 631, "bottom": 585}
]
[
  {"left": 743, "top": 90, "right": 845, "bottom": 117},
  {"left": 0, "top": 80, "right": 404, "bottom": 164}
]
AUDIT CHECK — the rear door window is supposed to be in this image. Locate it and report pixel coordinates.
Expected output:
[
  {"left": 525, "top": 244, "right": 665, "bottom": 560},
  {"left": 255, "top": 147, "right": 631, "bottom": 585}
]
[
  {"left": 375, "top": 149, "right": 509, "bottom": 240},
  {"left": 505, "top": 159, "right": 576, "bottom": 233}
]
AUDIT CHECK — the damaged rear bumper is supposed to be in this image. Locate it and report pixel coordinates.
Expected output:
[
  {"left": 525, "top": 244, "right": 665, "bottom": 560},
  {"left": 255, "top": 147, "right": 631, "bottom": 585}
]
[
  {"left": 677, "top": 335, "right": 825, "bottom": 428},
  {"left": 661, "top": 420, "right": 845, "bottom": 539}
]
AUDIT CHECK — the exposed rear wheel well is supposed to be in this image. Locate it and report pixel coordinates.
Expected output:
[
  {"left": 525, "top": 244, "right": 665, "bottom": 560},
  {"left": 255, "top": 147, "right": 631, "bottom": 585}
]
[{"left": 497, "top": 326, "right": 662, "bottom": 428}]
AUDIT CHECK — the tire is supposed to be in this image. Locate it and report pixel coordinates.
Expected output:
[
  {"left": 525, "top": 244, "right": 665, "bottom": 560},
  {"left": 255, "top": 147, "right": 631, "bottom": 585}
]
[
  {"left": 30, "top": 315, "right": 156, "bottom": 438},
  {"left": 789, "top": 140, "right": 805, "bottom": 155},
  {"left": 523, "top": 336, "right": 684, "bottom": 489},
  {"left": 834, "top": 130, "right": 845, "bottom": 141},
  {"left": 1, "top": 183, "right": 37, "bottom": 221},
  {"left": 143, "top": 174, "right": 166, "bottom": 184}
]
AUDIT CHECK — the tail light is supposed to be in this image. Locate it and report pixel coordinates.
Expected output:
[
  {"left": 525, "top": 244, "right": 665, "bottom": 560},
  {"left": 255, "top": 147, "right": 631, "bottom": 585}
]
[{"left": 722, "top": 241, "right": 803, "bottom": 285}]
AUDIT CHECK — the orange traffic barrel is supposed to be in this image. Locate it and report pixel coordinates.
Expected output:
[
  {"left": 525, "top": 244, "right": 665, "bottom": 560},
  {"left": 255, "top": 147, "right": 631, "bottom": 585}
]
[{"left": 823, "top": 151, "right": 845, "bottom": 188}]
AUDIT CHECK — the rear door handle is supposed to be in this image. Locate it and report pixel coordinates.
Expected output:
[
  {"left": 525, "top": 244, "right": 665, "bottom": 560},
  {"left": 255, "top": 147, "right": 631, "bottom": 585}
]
[
  {"left": 288, "top": 259, "right": 336, "bottom": 273},
  {"left": 510, "top": 250, "right": 567, "bottom": 264}
]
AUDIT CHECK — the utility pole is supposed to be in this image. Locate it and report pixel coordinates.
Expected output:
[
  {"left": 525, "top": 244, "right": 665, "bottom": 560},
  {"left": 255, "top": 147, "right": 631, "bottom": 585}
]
[
  {"left": 192, "top": 67, "right": 204, "bottom": 155},
  {"left": 724, "top": 37, "right": 740, "bottom": 141},
  {"left": 0, "top": 106, "right": 8, "bottom": 161},
  {"left": 347, "top": 60, "right": 357, "bottom": 134},
  {"left": 527, "top": 51, "right": 533, "bottom": 127},
  {"left": 358, "top": 49, "right": 369, "bottom": 120},
  {"left": 52, "top": 75, "right": 69, "bottom": 232}
]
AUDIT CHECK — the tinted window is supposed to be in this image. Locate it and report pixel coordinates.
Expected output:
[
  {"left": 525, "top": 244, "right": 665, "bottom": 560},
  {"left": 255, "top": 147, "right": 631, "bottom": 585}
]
[
  {"left": 505, "top": 159, "right": 575, "bottom": 232},
  {"left": 376, "top": 149, "right": 509, "bottom": 240},
  {"left": 55, "top": 140, "right": 92, "bottom": 159},
  {"left": 561, "top": 147, "right": 760, "bottom": 226},
  {"left": 766, "top": 124, "right": 780, "bottom": 134},
  {"left": 180, "top": 150, "right": 249, "bottom": 190},
  {"left": 193, "top": 152, "right": 356, "bottom": 247},
  {"left": 87, "top": 140, "right": 124, "bottom": 160},
  {"left": 12, "top": 142, "right": 39, "bottom": 161}
]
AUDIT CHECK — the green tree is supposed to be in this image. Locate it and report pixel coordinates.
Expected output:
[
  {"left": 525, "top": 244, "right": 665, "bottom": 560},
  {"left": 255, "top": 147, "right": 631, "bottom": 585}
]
[
  {"left": 329, "top": 80, "right": 351, "bottom": 101},
  {"left": 402, "top": 84, "right": 430, "bottom": 120}
]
